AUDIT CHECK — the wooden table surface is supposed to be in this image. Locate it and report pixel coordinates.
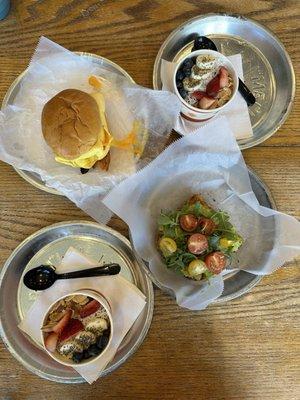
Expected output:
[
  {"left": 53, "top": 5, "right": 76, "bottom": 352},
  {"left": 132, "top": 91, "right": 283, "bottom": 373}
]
[{"left": 0, "top": 1, "right": 299, "bottom": 399}]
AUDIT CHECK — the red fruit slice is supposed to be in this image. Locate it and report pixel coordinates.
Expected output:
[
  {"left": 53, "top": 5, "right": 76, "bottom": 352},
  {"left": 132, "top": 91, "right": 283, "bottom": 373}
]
[
  {"left": 199, "top": 96, "right": 216, "bottom": 110},
  {"left": 60, "top": 318, "right": 84, "bottom": 342},
  {"left": 187, "top": 233, "right": 208, "bottom": 255},
  {"left": 206, "top": 75, "right": 221, "bottom": 98},
  {"left": 205, "top": 251, "right": 227, "bottom": 274},
  {"left": 79, "top": 300, "right": 101, "bottom": 318},
  {"left": 44, "top": 332, "right": 59, "bottom": 353},
  {"left": 198, "top": 218, "right": 217, "bottom": 235},
  {"left": 179, "top": 214, "right": 198, "bottom": 232},
  {"left": 191, "top": 90, "right": 206, "bottom": 100},
  {"left": 52, "top": 309, "right": 72, "bottom": 334},
  {"left": 219, "top": 67, "right": 229, "bottom": 88}
]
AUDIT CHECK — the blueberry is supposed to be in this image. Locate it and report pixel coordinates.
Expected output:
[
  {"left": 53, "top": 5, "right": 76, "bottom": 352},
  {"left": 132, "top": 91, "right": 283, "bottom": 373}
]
[
  {"left": 88, "top": 344, "right": 102, "bottom": 357},
  {"left": 179, "top": 88, "right": 187, "bottom": 99},
  {"left": 101, "top": 334, "right": 110, "bottom": 349},
  {"left": 83, "top": 350, "right": 92, "bottom": 360},
  {"left": 182, "top": 58, "right": 194, "bottom": 69},
  {"left": 80, "top": 168, "right": 89, "bottom": 174},
  {"left": 96, "top": 335, "right": 104, "bottom": 350},
  {"left": 72, "top": 352, "right": 84, "bottom": 363},
  {"left": 176, "top": 81, "right": 183, "bottom": 90},
  {"left": 182, "top": 67, "right": 191, "bottom": 78},
  {"left": 176, "top": 69, "right": 184, "bottom": 81},
  {"left": 96, "top": 332, "right": 110, "bottom": 350}
]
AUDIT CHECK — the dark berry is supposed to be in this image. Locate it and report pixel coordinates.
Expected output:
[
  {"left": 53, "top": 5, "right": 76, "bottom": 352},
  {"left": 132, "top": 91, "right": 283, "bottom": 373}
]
[
  {"left": 179, "top": 88, "right": 187, "bottom": 99},
  {"left": 182, "top": 58, "right": 194, "bottom": 69},
  {"left": 80, "top": 168, "right": 89, "bottom": 174},
  {"left": 88, "top": 344, "right": 102, "bottom": 357},
  {"left": 83, "top": 350, "right": 92, "bottom": 360},
  {"left": 101, "top": 334, "right": 110, "bottom": 349},
  {"left": 176, "top": 69, "right": 184, "bottom": 81},
  {"left": 97, "top": 334, "right": 109, "bottom": 349},
  {"left": 182, "top": 65, "right": 191, "bottom": 77},
  {"left": 176, "top": 81, "right": 183, "bottom": 90},
  {"left": 72, "top": 352, "right": 84, "bottom": 363}
]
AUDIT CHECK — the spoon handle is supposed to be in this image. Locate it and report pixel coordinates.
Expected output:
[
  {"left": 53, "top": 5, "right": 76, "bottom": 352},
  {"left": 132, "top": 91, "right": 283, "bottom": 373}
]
[
  {"left": 57, "top": 264, "right": 121, "bottom": 280},
  {"left": 238, "top": 78, "right": 256, "bottom": 106}
]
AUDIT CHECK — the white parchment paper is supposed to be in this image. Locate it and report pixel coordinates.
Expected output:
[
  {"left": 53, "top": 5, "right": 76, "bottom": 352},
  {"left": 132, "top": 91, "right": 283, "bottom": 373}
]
[
  {"left": 103, "top": 116, "right": 300, "bottom": 310},
  {"left": 0, "top": 37, "right": 181, "bottom": 222}
]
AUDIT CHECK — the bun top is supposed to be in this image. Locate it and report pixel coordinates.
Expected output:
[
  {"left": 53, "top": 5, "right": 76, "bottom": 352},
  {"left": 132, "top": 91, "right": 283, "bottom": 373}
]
[{"left": 42, "top": 89, "right": 101, "bottom": 159}]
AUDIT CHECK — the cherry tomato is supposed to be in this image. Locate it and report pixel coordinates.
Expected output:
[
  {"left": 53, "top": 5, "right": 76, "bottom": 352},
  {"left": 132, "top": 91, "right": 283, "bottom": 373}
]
[
  {"left": 159, "top": 237, "right": 177, "bottom": 257},
  {"left": 187, "top": 233, "right": 208, "bottom": 255},
  {"left": 179, "top": 214, "right": 198, "bottom": 232},
  {"left": 187, "top": 259, "right": 207, "bottom": 278},
  {"left": 204, "top": 251, "right": 227, "bottom": 274},
  {"left": 198, "top": 218, "right": 216, "bottom": 235}
]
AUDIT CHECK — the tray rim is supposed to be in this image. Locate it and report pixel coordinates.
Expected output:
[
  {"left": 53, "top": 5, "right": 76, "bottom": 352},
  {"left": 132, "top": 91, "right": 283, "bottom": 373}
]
[
  {"left": 0, "top": 220, "right": 154, "bottom": 383},
  {"left": 130, "top": 166, "right": 277, "bottom": 303},
  {"left": 1, "top": 51, "right": 135, "bottom": 196},
  {"left": 152, "top": 12, "right": 296, "bottom": 149}
]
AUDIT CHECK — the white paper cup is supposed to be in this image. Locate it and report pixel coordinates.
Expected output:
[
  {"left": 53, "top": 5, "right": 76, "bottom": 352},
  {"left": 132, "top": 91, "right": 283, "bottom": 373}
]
[
  {"left": 173, "top": 49, "right": 238, "bottom": 122},
  {"left": 41, "top": 289, "right": 113, "bottom": 367}
]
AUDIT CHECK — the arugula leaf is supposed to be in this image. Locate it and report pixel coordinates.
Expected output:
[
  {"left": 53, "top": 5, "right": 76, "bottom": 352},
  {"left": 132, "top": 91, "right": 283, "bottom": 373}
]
[
  {"left": 203, "top": 270, "right": 214, "bottom": 280},
  {"left": 158, "top": 213, "right": 177, "bottom": 227},
  {"left": 165, "top": 250, "right": 197, "bottom": 272},
  {"left": 208, "top": 234, "right": 220, "bottom": 250}
]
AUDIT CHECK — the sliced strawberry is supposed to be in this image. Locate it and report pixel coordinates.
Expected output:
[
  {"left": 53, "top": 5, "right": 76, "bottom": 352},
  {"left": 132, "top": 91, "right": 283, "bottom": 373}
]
[
  {"left": 52, "top": 309, "right": 72, "bottom": 334},
  {"left": 44, "top": 332, "right": 59, "bottom": 353},
  {"left": 206, "top": 75, "right": 221, "bottom": 98},
  {"left": 199, "top": 95, "right": 216, "bottom": 110},
  {"left": 79, "top": 300, "right": 101, "bottom": 318},
  {"left": 191, "top": 90, "right": 206, "bottom": 100},
  {"left": 219, "top": 67, "right": 229, "bottom": 88},
  {"left": 60, "top": 318, "right": 84, "bottom": 342}
]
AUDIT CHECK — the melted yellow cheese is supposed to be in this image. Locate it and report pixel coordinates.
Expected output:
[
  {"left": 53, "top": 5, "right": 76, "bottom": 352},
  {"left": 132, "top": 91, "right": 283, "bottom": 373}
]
[{"left": 55, "top": 92, "right": 113, "bottom": 169}]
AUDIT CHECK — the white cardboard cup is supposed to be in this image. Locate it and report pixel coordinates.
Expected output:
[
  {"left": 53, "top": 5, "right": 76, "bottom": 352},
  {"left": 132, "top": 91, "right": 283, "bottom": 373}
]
[
  {"left": 41, "top": 289, "right": 113, "bottom": 367},
  {"left": 173, "top": 49, "right": 238, "bottom": 121}
]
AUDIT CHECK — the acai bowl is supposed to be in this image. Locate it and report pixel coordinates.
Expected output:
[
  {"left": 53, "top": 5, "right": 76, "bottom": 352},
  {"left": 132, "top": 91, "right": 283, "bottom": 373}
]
[
  {"left": 173, "top": 49, "right": 238, "bottom": 121},
  {"left": 41, "top": 290, "right": 113, "bottom": 367}
]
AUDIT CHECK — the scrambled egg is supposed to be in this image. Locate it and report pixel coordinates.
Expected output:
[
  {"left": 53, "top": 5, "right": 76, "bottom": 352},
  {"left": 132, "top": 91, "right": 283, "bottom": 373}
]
[{"left": 55, "top": 92, "right": 113, "bottom": 169}]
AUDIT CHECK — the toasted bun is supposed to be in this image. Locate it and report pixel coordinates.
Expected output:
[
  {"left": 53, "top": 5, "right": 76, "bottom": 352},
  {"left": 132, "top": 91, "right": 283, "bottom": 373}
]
[{"left": 42, "top": 89, "right": 101, "bottom": 159}]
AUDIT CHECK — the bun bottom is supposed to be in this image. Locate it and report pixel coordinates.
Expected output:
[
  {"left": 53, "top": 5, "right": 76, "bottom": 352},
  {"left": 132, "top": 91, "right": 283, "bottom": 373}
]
[{"left": 80, "top": 152, "right": 110, "bottom": 174}]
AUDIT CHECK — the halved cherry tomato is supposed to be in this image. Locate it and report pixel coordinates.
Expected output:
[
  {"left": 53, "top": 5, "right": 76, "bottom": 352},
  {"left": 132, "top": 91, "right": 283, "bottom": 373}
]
[
  {"left": 198, "top": 218, "right": 216, "bottom": 235},
  {"left": 179, "top": 214, "right": 198, "bottom": 232},
  {"left": 187, "top": 233, "right": 208, "bottom": 255},
  {"left": 204, "top": 251, "right": 227, "bottom": 274}
]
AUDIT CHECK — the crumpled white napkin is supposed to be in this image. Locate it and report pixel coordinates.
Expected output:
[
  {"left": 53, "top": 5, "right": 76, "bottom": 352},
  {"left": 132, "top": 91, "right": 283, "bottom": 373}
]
[
  {"left": 19, "top": 247, "right": 146, "bottom": 384},
  {"left": 102, "top": 116, "right": 300, "bottom": 311},
  {"left": 161, "top": 54, "right": 253, "bottom": 140}
]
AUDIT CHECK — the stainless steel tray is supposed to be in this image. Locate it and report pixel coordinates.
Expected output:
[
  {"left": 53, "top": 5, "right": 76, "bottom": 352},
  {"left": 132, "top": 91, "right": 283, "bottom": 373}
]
[
  {"left": 1, "top": 52, "right": 134, "bottom": 196},
  {"left": 153, "top": 13, "right": 295, "bottom": 149},
  {"left": 0, "top": 221, "right": 154, "bottom": 383},
  {"left": 131, "top": 167, "right": 276, "bottom": 302}
]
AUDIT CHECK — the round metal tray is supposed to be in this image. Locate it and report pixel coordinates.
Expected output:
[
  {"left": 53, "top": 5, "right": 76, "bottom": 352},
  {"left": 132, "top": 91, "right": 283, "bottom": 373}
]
[
  {"left": 131, "top": 167, "right": 276, "bottom": 303},
  {"left": 0, "top": 221, "right": 154, "bottom": 383},
  {"left": 1, "top": 52, "right": 134, "bottom": 196},
  {"left": 153, "top": 13, "right": 295, "bottom": 149}
]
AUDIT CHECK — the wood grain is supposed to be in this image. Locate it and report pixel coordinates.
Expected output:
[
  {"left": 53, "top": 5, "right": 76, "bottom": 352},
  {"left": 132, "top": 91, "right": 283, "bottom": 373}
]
[{"left": 0, "top": 1, "right": 299, "bottom": 399}]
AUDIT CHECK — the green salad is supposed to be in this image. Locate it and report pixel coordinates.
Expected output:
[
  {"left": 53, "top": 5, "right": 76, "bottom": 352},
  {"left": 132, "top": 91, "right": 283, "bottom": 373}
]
[{"left": 157, "top": 194, "right": 243, "bottom": 281}]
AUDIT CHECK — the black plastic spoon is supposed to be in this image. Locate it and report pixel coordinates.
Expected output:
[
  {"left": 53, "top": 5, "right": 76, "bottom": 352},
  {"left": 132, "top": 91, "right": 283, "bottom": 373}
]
[
  {"left": 192, "top": 36, "right": 256, "bottom": 106},
  {"left": 23, "top": 263, "right": 121, "bottom": 291}
]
